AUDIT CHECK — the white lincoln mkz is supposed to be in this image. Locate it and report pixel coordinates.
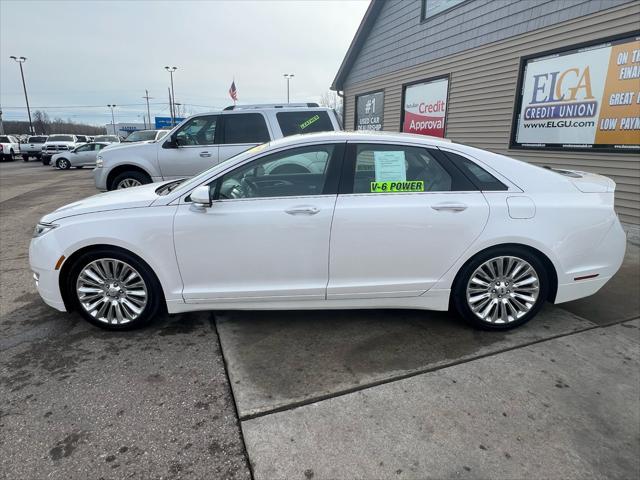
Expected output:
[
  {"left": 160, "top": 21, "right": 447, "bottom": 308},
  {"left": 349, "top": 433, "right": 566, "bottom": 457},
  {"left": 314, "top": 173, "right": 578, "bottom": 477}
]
[{"left": 30, "top": 132, "right": 626, "bottom": 331}]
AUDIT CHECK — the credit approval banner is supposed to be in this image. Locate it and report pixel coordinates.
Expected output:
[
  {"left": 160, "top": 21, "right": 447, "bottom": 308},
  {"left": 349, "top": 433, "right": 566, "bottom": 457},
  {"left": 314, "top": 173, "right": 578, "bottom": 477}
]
[
  {"left": 513, "top": 35, "right": 640, "bottom": 152},
  {"left": 402, "top": 77, "right": 448, "bottom": 137}
]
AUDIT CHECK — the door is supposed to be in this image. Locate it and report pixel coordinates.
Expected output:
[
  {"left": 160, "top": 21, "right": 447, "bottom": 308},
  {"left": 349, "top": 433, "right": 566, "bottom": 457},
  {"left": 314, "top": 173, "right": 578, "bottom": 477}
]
[
  {"left": 217, "top": 112, "right": 271, "bottom": 163},
  {"left": 173, "top": 143, "right": 344, "bottom": 302},
  {"left": 157, "top": 114, "right": 220, "bottom": 179},
  {"left": 73, "top": 144, "right": 95, "bottom": 165},
  {"left": 327, "top": 143, "right": 489, "bottom": 299}
]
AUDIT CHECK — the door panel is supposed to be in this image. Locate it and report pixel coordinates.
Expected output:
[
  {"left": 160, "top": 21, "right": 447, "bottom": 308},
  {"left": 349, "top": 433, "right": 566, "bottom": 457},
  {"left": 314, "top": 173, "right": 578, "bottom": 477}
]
[
  {"left": 173, "top": 196, "right": 336, "bottom": 301},
  {"left": 328, "top": 192, "right": 489, "bottom": 298}
]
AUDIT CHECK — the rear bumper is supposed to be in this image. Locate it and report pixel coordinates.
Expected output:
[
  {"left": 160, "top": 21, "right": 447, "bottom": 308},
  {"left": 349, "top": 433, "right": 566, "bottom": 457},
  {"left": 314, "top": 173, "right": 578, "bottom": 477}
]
[{"left": 554, "top": 218, "right": 626, "bottom": 303}]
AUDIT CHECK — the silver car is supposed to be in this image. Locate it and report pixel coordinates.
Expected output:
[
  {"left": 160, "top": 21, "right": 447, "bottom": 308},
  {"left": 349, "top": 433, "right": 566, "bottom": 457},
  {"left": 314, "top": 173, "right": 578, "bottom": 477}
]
[{"left": 52, "top": 142, "right": 109, "bottom": 169}]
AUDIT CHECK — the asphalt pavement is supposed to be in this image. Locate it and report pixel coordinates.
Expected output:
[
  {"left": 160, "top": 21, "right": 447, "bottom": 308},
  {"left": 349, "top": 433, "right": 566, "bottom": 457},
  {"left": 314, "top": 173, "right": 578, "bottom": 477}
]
[{"left": 1, "top": 160, "right": 638, "bottom": 480}]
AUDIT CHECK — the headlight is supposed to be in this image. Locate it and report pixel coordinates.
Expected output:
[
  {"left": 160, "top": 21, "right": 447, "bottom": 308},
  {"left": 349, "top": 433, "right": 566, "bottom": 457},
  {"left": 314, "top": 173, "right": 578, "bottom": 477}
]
[
  {"left": 33, "top": 222, "right": 58, "bottom": 238},
  {"left": 96, "top": 155, "right": 103, "bottom": 168}
]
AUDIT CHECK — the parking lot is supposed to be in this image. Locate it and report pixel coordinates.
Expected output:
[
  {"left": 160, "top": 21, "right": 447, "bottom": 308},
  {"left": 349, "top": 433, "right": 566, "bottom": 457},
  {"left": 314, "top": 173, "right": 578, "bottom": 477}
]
[{"left": 1, "top": 160, "right": 639, "bottom": 479}]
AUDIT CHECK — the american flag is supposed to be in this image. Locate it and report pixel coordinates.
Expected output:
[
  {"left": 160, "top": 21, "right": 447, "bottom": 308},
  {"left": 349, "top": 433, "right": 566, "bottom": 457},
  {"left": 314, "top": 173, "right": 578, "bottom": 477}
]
[{"left": 229, "top": 80, "right": 238, "bottom": 102}]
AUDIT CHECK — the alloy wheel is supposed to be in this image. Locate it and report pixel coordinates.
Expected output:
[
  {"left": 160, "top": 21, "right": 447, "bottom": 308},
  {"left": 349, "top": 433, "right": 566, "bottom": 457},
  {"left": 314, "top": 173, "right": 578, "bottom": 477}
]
[
  {"left": 75, "top": 258, "right": 148, "bottom": 325},
  {"left": 466, "top": 256, "right": 540, "bottom": 324},
  {"left": 117, "top": 178, "right": 142, "bottom": 189}
]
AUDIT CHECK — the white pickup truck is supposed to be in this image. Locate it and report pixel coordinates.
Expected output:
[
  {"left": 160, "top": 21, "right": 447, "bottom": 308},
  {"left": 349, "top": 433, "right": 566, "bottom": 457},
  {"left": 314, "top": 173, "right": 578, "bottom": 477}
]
[
  {"left": 0, "top": 135, "right": 21, "bottom": 161},
  {"left": 41, "top": 135, "right": 81, "bottom": 165},
  {"left": 20, "top": 135, "right": 48, "bottom": 161}
]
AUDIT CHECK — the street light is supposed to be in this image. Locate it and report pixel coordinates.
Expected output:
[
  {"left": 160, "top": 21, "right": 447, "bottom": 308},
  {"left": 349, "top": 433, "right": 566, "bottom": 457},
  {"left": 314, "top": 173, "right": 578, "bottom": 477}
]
[
  {"left": 164, "top": 66, "right": 177, "bottom": 126},
  {"left": 10, "top": 56, "right": 34, "bottom": 134},
  {"left": 107, "top": 104, "right": 117, "bottom": 135},
  {"left": 283, "top": 73, "right": 295, "bottom": 104}
]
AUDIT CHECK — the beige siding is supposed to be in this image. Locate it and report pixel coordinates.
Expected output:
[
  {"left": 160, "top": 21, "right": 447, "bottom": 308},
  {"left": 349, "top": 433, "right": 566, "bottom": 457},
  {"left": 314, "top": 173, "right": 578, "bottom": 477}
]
[{"left": 344, "top": 3, "right": 640, "bottom": 225}]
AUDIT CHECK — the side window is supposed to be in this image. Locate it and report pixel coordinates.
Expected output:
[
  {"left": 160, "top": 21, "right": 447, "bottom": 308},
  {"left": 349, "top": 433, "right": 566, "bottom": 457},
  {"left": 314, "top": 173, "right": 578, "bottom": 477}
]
[
  {"left": 222, "top": 113, "right": 270, "bottom": 144},
  {"left": 351, "top": 144, "right": 474, "bottom": 194},
  {"left": 175, "top": 115, "right": 218, "bottom": 146},
  {"left": 76, "top": 144, "right": 91, "bottom": 152},
  {"left": 216, "top": 145, "right": 337, "bottom": 200},
  {"left": 442, "top": 151, "right": 508, "bottom": 191},
  {"left": 276, "top": 111, "right": 334, "bottom": 136}
]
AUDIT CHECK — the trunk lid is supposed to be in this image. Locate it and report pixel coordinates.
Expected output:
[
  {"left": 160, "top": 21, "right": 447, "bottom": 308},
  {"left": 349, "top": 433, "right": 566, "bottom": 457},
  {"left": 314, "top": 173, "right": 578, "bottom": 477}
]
[{"left": 546, "top": 167, "right": 616, "bottom": 193}]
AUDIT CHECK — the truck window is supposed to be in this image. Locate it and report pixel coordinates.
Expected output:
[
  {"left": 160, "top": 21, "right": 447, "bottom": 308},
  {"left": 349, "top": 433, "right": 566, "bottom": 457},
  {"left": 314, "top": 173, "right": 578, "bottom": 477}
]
[
  {"left": 222, "top": 113, "right": 270, "bottom": 144},
  {"left": 276, "top": 111, "right": 334, "bottom": 136}
]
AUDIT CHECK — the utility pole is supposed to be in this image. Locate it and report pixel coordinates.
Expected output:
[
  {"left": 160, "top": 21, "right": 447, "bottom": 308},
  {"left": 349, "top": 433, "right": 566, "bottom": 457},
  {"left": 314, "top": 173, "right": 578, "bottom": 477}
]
[
  {"left": 167, "top": 88, "right": 174, "bottom": 125},
  {"left": 142, "top": 89, "right": 153, "bottom": 129},
  {"left": 165, "top": 66, "right": 177, "bottom": 126},
  {"left": 10, "top": 56, "right": 34, "bottom": 134},
  {"left": 283, "top": 73, "right": 295, "bottom": 103},
  {"left": 107, "top": 104, "right": 117, "bottom": 135},
  {"left": 0, "top": 106, "right": 4, "bottom": 135}
]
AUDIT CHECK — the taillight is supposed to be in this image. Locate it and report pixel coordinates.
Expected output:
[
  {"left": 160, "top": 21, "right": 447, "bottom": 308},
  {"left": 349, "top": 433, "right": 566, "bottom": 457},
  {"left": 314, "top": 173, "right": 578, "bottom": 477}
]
[{"left": 0, "top": 145, "right": 3, "bottom": 152}]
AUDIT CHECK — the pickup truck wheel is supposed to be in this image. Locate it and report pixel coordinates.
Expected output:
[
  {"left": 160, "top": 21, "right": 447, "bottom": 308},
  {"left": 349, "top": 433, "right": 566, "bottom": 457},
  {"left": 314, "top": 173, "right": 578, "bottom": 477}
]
[
  {"left": 22, "top": 154, "right": 30, "bottom": 162},
  {"left": 56, "top": 158, "right": 71, "bottom": 170},
  {"left": 111, "top": 171, "right": 151, "bottom": 190},
  {"left": 8, "top": 150, "right": 15, "bottom": 161},
  {"left": 42, "top": 157, "right": 51, "bottom": 166}
]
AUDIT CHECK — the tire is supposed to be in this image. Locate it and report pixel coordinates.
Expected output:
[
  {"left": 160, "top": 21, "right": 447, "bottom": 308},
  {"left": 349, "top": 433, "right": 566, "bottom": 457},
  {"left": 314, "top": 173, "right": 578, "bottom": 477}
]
[
  {"left": 65, "top": 248, "right": 164, "bottom": 330},
  {"left": 56, "top": 158, "right": 71, "bottom": 170},
  {"left": 110, "top": 170, "right": 151, "bottom": 190},
  {"left": 8, "top": 150, "right": 15, "bottom": 161},
  {"left": 42, "top": 157, "right": 51, "bottom": 166},
  {"left": 452, "top": 246, "right": 549, "bottom": 330},
  {"left": 22, "top": 155, "right": 30, "bottom": 162}
]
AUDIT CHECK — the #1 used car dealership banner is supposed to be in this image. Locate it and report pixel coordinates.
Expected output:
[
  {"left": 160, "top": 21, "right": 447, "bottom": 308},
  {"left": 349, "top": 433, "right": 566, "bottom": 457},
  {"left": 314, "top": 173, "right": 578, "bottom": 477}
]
[
  {"left": 514, "top": 35, "right": 640, "bottom": 152},
  {"left": 402, "top": 77, "right": 448, "bottom": 137}
]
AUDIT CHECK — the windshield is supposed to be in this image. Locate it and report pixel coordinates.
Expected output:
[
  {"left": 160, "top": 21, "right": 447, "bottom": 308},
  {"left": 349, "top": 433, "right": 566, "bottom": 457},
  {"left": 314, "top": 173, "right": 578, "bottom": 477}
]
[
  {"left": 123, "top": 131, "right": 158, "bottom": 142},
  {"left": 0, "top": 136, "right": 10, "bottom": 143},
  {"left": 173, "top": 142, "right": 272, "bottom": 194},
  {"left": 28, "top": 136, "right": 48, "bottom": 143},
  {"left": 95, "top": 136, "right": 119, "bottom": 142},
  {"left": 48, "top": 135, "right": 74, "bottom": 142}
]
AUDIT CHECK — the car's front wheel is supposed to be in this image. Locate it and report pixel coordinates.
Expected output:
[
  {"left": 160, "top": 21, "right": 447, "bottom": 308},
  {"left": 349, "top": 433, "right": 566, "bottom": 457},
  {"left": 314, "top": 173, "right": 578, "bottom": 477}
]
[
  {"left": 22, "top": 154, "right": 30, "bottom": 162},
  {"left": 452, "top": 247, "right": 548, "bottom": 330},
  {"left": 111, "top": 170, "right": 151, "bottom": 190},
  {"left": 56, "top": 158, "right": 71, "bottom": 170},
  {"left": 67, "top": 249, "right": 163, "bottom": 330}
]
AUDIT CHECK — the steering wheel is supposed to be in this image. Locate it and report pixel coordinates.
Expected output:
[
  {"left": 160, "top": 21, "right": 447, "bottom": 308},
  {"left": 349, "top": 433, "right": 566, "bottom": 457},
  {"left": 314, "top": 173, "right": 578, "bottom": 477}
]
[{"left": 239, "top": 174, "right": 258, "bottom": 197}]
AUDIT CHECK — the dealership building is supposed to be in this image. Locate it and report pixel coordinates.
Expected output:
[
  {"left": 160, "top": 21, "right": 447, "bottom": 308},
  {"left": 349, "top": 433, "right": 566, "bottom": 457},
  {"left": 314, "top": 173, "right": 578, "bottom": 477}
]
[{"left": 332, "top": 0, "right": 640, "bottom": 225}]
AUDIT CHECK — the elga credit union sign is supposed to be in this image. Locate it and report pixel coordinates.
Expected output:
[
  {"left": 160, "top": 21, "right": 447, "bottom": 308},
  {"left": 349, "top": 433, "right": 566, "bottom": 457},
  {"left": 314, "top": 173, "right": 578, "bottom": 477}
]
[
  {"left": 512, "top": 35, "right": 640, "bottom": 152},
  {"left": 356, "top": 91, "right": 384, "bottom": 130},
  {"left": 402, "top": 77, "right": 449, "bottom": 137}
]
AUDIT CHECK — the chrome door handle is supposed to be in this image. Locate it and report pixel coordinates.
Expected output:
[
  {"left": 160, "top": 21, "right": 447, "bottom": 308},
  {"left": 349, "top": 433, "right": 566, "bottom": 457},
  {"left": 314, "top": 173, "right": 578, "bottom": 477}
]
[
  {"left": 285, "top": 206, "right": 320, "bottom": 215},
  {"left": 431, "top": 202, "right": 468, "bottom": 212},
  {"left": 199, "top": 152, "right": 212, "bottom": 157}
]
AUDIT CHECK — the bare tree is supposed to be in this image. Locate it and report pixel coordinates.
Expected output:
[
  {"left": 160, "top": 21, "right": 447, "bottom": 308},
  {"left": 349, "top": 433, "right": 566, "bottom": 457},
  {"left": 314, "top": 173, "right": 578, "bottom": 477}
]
[{"left": 319, "top": 91, "right": 343, "bottom": 123}]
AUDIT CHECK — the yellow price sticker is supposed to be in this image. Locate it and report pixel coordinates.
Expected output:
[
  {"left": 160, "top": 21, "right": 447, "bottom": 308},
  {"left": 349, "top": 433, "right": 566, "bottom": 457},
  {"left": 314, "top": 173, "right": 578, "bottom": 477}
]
[{"left": 370, "top": 181, "right": 425, "bottom": 193}]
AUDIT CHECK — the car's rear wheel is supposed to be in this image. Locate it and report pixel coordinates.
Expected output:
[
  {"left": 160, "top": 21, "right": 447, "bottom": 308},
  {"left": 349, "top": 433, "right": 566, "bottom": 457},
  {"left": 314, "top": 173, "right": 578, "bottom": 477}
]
[
  {"left": 22, "top": 154, "right": 30, "bottom": 162},
  {"left": 8, "top": 150, "right": 15, "bottom": 161},
  {"left": 57, "top": 158, "right": 71, "bottom": 170},
  {"left": 111, "top": 170, "right": 151, "bottom": 190},
  {"left": 67, "top": 249, "right": 163, "bottom": 330},
  {"left": 452, "top": 247, "right": 548, "bottom": 330}
]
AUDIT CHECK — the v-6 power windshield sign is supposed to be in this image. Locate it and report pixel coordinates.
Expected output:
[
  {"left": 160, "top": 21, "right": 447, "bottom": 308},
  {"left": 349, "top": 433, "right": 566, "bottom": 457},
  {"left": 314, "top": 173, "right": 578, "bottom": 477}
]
[
  {"left": 402, "top": 77, "right": 448, "bottom": 137},
  {"left": 513, "top": 35, "right": 640, "bottom": 152}
]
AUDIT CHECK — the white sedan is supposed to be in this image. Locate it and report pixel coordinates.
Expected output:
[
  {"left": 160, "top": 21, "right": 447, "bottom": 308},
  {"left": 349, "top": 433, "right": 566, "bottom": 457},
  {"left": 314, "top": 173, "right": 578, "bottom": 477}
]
[{"left": 29, "top": 132, "right": 626, "bottom": 331}]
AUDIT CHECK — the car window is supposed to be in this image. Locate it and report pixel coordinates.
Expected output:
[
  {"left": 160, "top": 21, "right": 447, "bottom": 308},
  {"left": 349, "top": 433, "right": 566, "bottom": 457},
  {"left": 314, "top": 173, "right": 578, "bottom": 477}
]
[
  {"left": 350, "top": 144, "right": 474, "bottom": 194},
  {"left": 0, "top": 136, "right": 9, "bottom": 143},
  {"left": 222, "top": 113, "right": 270, "bottom": 144},
  {"left": 95, "top": 144, "right": 106, "bottom": 150},
  {"left": 28, "top": 136, "right": 47, "bottom": 143},
  {"left": 215, "top": 145, "right": 336, "bottom": 200},
  {"left": 441, "top": 151, "right": 508, "bottom": 191},
  {"left": 75, "top": 144, "right": 92, "bottom": 152},
  {"left": 175, "top": 115, "right": 218, "bottom": 146},
  {"left": 276, "top": 111, "right": 334, "bottom": 136}
]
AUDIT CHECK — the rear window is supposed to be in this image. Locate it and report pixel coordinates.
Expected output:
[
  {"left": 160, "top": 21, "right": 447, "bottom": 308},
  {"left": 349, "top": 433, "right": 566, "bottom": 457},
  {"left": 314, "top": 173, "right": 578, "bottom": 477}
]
[
  {"left": 0, "top": 136, "right": 9, "bottom": 143},
  {"left": 28, "top": 136, "right": 48, "bottom": 143},
  {"left": 443, "top": 151, "right": 508, "bottom": 191},
  {"left": 277, "top": 111, "right": 334, "bottom": 137},
  {"left": 222, "top": 113, "right": 270, "bottom": 144}
]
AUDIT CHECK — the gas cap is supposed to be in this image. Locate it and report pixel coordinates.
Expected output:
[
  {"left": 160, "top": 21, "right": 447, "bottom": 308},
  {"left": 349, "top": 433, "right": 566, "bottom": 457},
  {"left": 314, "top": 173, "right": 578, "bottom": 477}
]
[{"left": 507, "top": 196, "right": 536, "bottom": 219}]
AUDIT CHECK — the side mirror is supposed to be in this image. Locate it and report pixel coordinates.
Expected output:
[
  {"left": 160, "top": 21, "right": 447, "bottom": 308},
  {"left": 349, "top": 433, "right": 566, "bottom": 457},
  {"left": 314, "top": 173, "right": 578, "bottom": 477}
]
[
  {"left": 163, "top": 135, "right": 178, "bottom": 149},
  {"left": 190, "top": 185, "right": 211, "bottom": 209}
]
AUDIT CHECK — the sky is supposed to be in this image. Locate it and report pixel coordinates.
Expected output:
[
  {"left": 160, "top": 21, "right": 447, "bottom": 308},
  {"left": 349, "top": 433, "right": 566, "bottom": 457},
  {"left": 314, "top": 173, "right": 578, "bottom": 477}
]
[{"left": 0, "top": 0, "right": 368, "bottom": 127}]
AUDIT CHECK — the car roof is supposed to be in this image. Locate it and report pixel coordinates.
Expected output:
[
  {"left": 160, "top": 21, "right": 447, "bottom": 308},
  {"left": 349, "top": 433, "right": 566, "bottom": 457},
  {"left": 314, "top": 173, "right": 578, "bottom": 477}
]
[{"left": 262, "top": 130, "right": 454, "bottom": 149}]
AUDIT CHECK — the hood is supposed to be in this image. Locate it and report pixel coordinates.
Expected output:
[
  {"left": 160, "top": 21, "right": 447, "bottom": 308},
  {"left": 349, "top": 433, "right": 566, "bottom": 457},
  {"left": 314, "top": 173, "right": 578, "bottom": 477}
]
[
  {"left": 101, "top": 141, "right": 151, "bottom": 152},
  {"left": 100, "top": 141, "right": 155, "bottom": 158},
  {"left": 41, "top": 182, "right": 164, "bottom": 222}
]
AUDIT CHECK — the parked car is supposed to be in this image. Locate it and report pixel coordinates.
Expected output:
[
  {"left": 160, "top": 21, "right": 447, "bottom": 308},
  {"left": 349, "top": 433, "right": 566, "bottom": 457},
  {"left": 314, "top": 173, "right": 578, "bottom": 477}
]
[
  {"left": 75, "top": 135, "right": 90, "bottom": 144},
  {"left": 101, "top": 130, "right": 169, "bottom": 152},
  {"left": 30, "top": 131, "right": 625, "bottom": 331},
  {"left": 51, "top": 142, "right": 109, "bottom": 169},
  {"left": 20, "top": 135, "right": 48, "bottom": 161},
  {"left": 94, "top": 103, "right": 341, "bottom": 190},
  {"left": 41, "top": 135, "right": 80, "bottom": 165},
  {"left": 93, "top": 135, "right": 120, "bottom": 144},
  {"left": 0, "top": 135, "right": 21, "bottom": 161}
]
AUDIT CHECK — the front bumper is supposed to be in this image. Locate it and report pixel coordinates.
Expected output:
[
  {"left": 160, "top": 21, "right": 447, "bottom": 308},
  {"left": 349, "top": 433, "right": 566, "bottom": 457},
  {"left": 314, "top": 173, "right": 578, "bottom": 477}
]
[
  {"left": 29, "top": 234, "right": 67, "bottom": 312},
  {"left": 31, "top": 268, "right": 66, "bottom": 311},
  {"left": 94, "top": 166, "right": 108, "bottom": 190}
]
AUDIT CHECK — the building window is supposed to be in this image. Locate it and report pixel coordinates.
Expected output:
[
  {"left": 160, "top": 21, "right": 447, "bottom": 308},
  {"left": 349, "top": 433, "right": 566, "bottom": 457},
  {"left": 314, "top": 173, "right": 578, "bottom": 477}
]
[
  {"left": 401, "top": 76, "right": 449, "bottom": 138},
  {"left": 422, "top": 0, "right": 466, "bottom": 20}
]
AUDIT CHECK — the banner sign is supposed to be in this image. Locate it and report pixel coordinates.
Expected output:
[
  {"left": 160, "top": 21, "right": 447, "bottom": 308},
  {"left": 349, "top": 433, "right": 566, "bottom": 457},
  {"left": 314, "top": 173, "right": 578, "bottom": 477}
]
[
  {"left": 355, "top": 91, "right": 384, "bottom": 131},
  {"left": 155, "top": 116, "right": 185, "bottom": 129},
  {"left": 512, "top": 34, "right": 640, "bottom": 152},
  {"left": 402, "top": 77, "right": 449, "bottom": 137}
]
